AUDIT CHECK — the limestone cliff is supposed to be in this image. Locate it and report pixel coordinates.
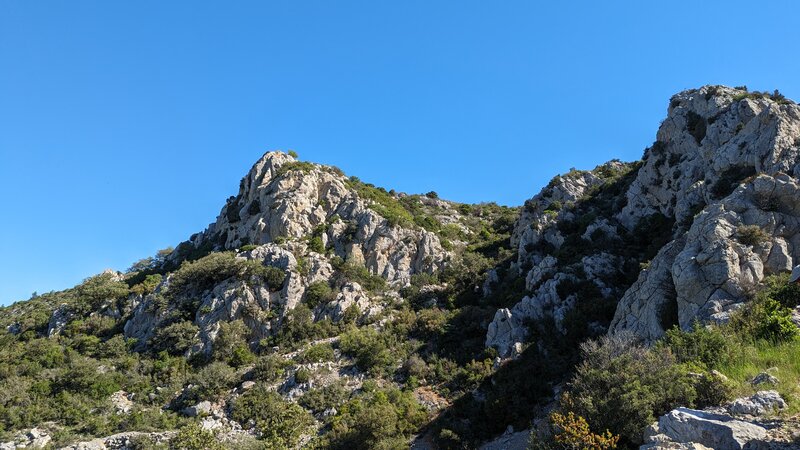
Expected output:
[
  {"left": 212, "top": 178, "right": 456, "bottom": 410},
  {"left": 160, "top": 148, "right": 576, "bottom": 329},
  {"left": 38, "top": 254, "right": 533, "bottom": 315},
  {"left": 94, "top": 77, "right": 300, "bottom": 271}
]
[{"left": 487, "top": 85, "right": 800, "bottom": 355}]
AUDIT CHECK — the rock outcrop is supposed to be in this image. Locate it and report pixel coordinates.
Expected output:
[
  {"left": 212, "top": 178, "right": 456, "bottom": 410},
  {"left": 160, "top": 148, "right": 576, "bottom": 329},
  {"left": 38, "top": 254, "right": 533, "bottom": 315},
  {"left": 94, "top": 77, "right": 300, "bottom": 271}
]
[
  {"left": 171, "top": 152, "right": 448, "bottom": 284},
  {"left": 120, "top": 153, "right": 463, "bottom": 354},
  {"left": 641, "top": 391, "right": 794, "bottom": 450},
  {"left": 642, "top": 407, "right": 768, "bottom": 450},
  {"left": 487, "top": 85, "right": 800, "bottom": 355}
]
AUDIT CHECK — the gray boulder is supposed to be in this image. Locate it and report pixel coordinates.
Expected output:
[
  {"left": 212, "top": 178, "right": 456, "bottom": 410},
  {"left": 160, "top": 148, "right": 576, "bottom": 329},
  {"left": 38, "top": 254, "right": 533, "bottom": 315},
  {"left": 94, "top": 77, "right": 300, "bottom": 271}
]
[
  {"left": 727, "top": 390, "right": 786, "bottom": 417},
  {"left": 645, "top": 407, "right": 767, "bottom": 450}
]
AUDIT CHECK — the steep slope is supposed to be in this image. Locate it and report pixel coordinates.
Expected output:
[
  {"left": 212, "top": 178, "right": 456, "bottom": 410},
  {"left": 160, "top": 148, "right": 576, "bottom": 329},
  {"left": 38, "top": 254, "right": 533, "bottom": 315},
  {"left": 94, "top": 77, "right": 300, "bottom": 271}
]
[{"left": 486, "top": 85, "right": 800, "bottom": 358}]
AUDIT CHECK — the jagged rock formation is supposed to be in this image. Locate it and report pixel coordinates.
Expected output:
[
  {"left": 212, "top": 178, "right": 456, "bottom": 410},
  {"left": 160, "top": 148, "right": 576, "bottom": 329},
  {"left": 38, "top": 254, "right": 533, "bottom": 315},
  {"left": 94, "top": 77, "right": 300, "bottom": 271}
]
[
  {"left": 121, "top": 153, "right": 461, "bottom": 354},
  {"left": 176, "top": 152, "right": 448, "bottom": 283},
  {"left": 487, "top": 85, "right": 800, "bottom": 355},
  {"left": 612, "top": 86, "right": 800, "bottom": 341}
]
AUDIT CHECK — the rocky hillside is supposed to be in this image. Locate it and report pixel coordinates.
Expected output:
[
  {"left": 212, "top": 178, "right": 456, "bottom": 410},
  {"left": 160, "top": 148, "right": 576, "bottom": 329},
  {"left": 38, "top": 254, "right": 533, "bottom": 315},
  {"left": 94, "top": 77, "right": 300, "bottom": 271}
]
[
  {"left": 2, "top": 85, "right": 800, "bottom": 450},
  {"left": 489, "top": 85, "right": 800, "bottom": 355}
]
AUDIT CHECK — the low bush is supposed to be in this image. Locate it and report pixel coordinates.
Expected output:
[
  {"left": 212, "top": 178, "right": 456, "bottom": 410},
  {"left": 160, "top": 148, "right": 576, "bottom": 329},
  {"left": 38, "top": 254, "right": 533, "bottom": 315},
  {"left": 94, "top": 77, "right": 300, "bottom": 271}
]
[
  {"left": 231, "top": 384, "right": 313, "bottom": 448},
  {"left": 339, "top": 327, "right": 394, "bottom": 375},
  {"left": 168, "top": 253, "right": 286, "bottom": 298},
  {"left": 275, "top": 161, "right": 315, "bottom": 178},
  {"left": 304, "top": 281, "right": 335, "bottom": 308},
  {"left": 661, "top": 322, "right": 730, "bottom": 370},
  {"left": 212, "top": 320, "right": 254, "bottom": 367},
  {"left": 530, "top": 411, "right": 620, "bottom": 450},
  {"left": 251, "top": 355, "right": 290, "bottom": 383},
  {"left": 736, "top": 225, "right": 768, "bottom": 247},
  {"left": 170, "top": 422, "right": 224, "bottom": 450},
  {"left": 324, "top": 382, "right": 428, "bottom": 450},
  {"left": 298, "top": 343, "right": 335, "bottom": 364},
  {"left": 294, "top": 368, "right": 311, "bottom": 384},
  {"left": 75, "top": 273, "right": 130, "bottom": 311},
  {"left": 130, "top": 274, "right": 163, "bottom": 296},
  {"left": 186, "top": 362, "right": 238, "bottom": 403},
  {"left": 331, "top": 258, "right": 386, "bottom": 293},
  {"left": 561, "top": 334, "right": 695, "bottom": 445},
  {"left": 149, "top": 321, "right": 199, "bottom": 356},
  {"left": 299, "top": 381, "right": 349, "bottom": 415},
  {"left": 757, "top": 272, "right": 800, "bottom": 309}
]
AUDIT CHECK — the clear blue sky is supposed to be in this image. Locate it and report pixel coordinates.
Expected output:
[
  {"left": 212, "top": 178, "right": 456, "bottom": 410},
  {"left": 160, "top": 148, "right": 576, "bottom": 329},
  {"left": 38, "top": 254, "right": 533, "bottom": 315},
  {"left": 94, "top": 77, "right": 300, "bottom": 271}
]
[{"left": 2, "top": 1, "right": 799, "bottom": 305}]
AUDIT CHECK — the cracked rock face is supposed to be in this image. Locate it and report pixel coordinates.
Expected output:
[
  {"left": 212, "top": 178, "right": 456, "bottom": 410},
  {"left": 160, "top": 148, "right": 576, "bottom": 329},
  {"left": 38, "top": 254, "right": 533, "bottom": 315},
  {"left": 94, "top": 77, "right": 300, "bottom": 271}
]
[
  {"left": 489, "top": 85, "right": 800, "bottom": 353},
  {"left": 175, "top": 151, "right": 448, "bottom": 285},
  {"left": 610, "top": 86, "right": 800, "bottom": 340},
  {"left": 612, "top": 173, "right": 800, "bottom": 340},
  {"left": 124, "top": 152, "right": 454, "bottom": 356}
]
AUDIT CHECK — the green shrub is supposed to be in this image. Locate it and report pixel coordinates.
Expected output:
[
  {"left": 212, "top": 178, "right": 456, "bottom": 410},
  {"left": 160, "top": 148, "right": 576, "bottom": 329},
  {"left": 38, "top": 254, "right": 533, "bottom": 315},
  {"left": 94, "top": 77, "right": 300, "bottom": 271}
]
[
  {"left": 270, "top": 304, "right": 339, "bottom": 347},
  {"left": 212, "top": 320, "right": 254, "bottom": 367},
  {"left": 749, "top": 297, "right": 797, "bottom": 342},
  {"left": 344, "top": 178, "right": 414, "bottom": 228},
  {"left": 55, "top": 357, "right": 123, "bottom": 400},
  {"left": 304, "top": 281, "right": 335, "bottom": 308},
  {"left": 339, "top": 327, "right": 393, "bottom": 375},
  {"left": 149, "top": 321, "right": 199, "bottom": 356},
  {"left": 170, "top": 422, "right": 224, "bottom": 450},
  {"left": 298, "top": 343, "right": 335, "bottom": 364},
  {"left": 662, "top": 323, "right": 730, "bottom": 370},
  {"left": 288, "top": 150, "right": 298, "bottom": 158},
  {"left": 130, "top": 274, "right": 163, "bottom": 296},
  {"left": 544, "top": 201, "right": 562, "bottom": 213},
  {"left": 168, "top": 253, "right": 242, "bottom": 296},
  {"left": 728, "top": 274, "right": 800, "bottom": 343},
  {"left": 691, "top": 368, "right": 735, "bottom": 408},
  {"left": 299, "top": 381, "right": 349, "bottom": 414},
  {"left": 561, "top": 334, "right": 696, "bottom": 445},
  {"left": 231, "top": 384, "right": 313, "bottom": 448},
  {"left": 294, "top": 368, "right": 311, "bottom": 384},
  {"left": 275, "top": 161, "right": 315, "bottom": 178},
  {"left": 187, "top": 362, "right": 237, "bottom": 402},
  {"left": 736, "top": 225, "right": 768, "bottom": 247},
  {"left": 169, "top": 253, "right": 286, "bottom": 297},
  {"left": 331, "top": 258, "right": 386, "bottom": 293},
  {"left": 76, "top": 273, "right": 130, "bottom": 311},
  {"left": 239, "top": 244, "right": 259, "bottom": 252},
  {"left": 251, "top": 355, "right": 290, "bottom": 383},
  {"left": 261, "top": 265, "right": 287, "bottom": 290},
  {"left": 761, "top": 273, "right": 800, "bottom": 308},
  {"left": 308, "top": 235, "right": 325, "bottom": 253},
  {"left": 325, "top": 383, "right": 428, "bottom": 450}
]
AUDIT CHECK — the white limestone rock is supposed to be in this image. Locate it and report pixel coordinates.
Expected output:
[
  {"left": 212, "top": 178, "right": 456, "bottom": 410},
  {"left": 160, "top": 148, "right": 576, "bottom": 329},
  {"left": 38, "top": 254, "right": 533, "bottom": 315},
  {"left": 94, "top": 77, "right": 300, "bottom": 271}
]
[
  {"left": 727, "top": 390, "right": 786, "bottom": 417},
  {"left": 649, "top": 407, "right": 767, "bottom": 450}
]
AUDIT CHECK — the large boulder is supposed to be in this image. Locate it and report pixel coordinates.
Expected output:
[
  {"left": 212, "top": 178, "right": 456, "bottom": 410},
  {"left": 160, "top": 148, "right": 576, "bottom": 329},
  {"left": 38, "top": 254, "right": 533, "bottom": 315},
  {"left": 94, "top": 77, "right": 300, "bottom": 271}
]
[{"left": 644, "top": 407, "right": 767, "bottom": 450}]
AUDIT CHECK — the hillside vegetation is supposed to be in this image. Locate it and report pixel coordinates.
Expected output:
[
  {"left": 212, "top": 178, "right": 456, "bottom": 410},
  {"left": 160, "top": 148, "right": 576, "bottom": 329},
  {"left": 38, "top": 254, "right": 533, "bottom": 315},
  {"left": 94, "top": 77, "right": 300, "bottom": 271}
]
[{"left": 3, "top": 85, "right": 800, "bottom": 449}]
